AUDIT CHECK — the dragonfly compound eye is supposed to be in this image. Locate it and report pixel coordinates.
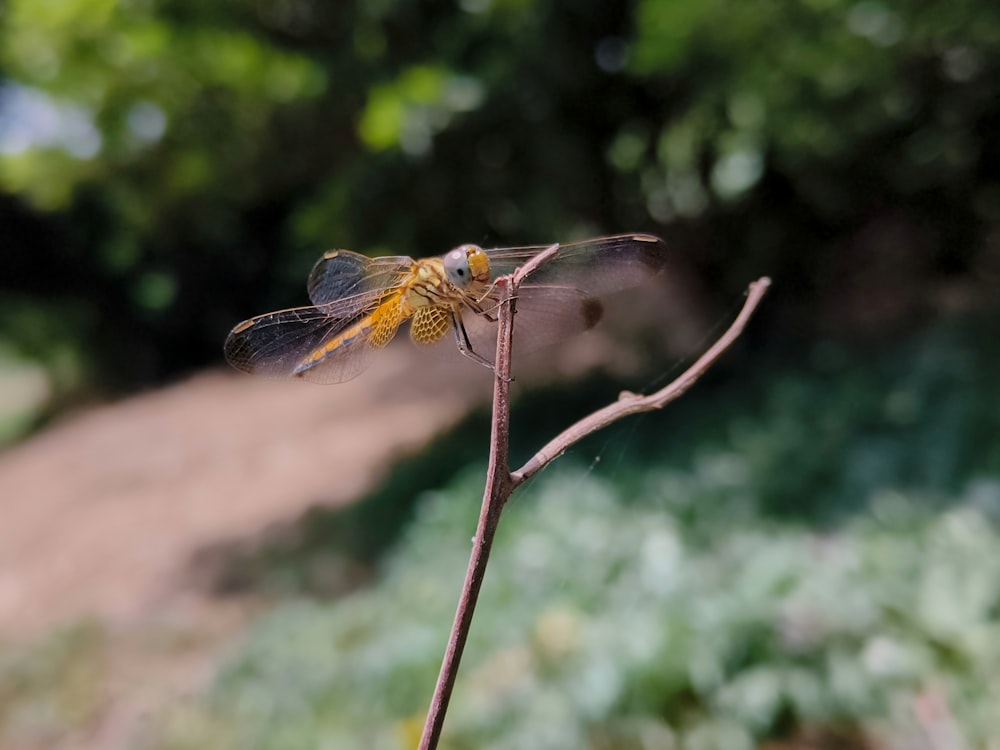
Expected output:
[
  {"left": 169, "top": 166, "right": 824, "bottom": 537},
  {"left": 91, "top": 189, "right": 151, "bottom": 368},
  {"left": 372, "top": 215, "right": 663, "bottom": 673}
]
[{"left": 445, "top": 246, "right": 475, "bottom": 287}]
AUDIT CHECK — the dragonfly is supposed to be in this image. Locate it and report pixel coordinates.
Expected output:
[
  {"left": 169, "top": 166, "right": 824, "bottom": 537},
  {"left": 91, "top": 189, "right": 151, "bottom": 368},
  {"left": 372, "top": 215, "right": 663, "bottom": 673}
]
[{"left": 224, "top": 233, "right": 668, "bottom": 384}]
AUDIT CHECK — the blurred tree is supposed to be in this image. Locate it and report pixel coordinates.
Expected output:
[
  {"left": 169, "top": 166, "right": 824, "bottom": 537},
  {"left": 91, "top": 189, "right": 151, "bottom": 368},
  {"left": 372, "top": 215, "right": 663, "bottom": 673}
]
[
  {"left": 631, "top": 0, "right": 1000, "bottom": 333},
  {"left": 0, "top": 0, "right": 997, "bottom": 392}
]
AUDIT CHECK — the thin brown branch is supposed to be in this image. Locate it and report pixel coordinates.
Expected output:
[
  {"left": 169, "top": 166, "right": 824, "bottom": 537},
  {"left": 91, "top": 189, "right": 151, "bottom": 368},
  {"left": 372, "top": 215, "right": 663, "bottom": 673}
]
[
  {"left": 512, "top": 276, "right": 772, "bottom": 486},
  {"left": 419, "top": 252, "right": 771, "bottom": 749},
  {"left": 419, "top": 243, "right": 562, "bottom": 750}
]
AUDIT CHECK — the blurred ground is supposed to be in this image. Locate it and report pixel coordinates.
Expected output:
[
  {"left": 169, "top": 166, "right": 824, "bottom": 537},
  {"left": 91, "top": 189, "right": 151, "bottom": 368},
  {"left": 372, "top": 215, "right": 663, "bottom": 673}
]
[
  {"left": 0, "top": 346, "right": 494, "bottom": 639},
  {"left": 0, "top": 343, "right": 496, "bottom": 749}
]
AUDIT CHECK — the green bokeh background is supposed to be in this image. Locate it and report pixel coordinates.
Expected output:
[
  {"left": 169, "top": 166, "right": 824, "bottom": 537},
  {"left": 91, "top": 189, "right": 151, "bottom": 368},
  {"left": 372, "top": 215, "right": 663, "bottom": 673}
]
[{"left": 3, "top": 0, "right": 997, "bottom": 396}]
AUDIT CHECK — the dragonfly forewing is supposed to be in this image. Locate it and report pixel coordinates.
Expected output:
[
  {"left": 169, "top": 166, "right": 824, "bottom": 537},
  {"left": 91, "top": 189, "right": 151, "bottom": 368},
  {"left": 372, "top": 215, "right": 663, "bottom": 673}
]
[
  {"left": 456, "top": 233, "right": 669, "bottom": 356},
  {"left": 307, "top": 250, "right": 412, "bottom": 306},
  {"left": 484, "top": 234, "right": 668, "bottom": 297}
]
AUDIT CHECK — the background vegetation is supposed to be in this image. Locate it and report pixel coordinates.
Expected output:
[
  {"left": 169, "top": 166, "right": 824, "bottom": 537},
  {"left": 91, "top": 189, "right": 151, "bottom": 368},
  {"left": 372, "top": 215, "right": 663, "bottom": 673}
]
[
  {"left": 2, "top": 0, "right": 1000, "bottom": 747},
  {"left": 3, "top": 0, "right": 997, "bottom": 396},
  {"left": 5, "top": 326, "right": 1000, "bottom": 749}
]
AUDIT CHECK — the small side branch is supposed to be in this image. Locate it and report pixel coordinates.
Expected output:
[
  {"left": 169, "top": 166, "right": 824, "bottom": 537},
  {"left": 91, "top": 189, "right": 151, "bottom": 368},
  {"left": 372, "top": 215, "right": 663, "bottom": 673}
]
[
  {"left": 419, "top": 262, "right": 772, "bottom": 749},
  {"left": 513, "top": 276, "right": 772, "bottom": 486}
]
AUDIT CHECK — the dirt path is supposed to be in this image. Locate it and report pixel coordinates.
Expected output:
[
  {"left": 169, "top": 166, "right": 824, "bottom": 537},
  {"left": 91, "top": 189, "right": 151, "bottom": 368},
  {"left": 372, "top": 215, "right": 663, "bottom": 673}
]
[
  {"left": 0, "top": 344, "right": 498, "bottom": 640},
  {"left": 0, "top": 341, "right": 515, "bottom": 746}
]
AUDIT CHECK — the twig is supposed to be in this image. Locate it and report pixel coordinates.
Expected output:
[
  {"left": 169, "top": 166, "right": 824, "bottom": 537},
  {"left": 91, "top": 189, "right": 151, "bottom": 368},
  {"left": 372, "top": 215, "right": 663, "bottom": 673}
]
[
  {"left": 513, "top": 275, "right": 772, "bottom": 485},
  {"left": 418, "top": 243, "right": 560, "bottom": 750},
  {"left": 418, "top": 253, "right": 772, "bottom": 749}
]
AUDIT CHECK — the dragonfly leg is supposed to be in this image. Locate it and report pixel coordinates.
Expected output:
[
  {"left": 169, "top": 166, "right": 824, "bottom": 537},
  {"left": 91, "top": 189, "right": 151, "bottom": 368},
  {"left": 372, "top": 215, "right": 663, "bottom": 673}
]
[
  {"left": 451, "top": 310, "right": 506, "bottom": 376},
  {"left": 451, "top": 310, "right": 492, "bottom": 369},
  {"left": 467, "top": 293, "right": 518, "bottom": 323}
]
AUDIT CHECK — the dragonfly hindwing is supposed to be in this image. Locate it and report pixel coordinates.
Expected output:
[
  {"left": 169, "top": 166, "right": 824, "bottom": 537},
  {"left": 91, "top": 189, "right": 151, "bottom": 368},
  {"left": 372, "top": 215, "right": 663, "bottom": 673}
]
[
  {"left": 410, "top": 306, "right": 451, "bottom": 345},
  {"left": 368, "top": 292, "right": 405, "bottom": 348}
]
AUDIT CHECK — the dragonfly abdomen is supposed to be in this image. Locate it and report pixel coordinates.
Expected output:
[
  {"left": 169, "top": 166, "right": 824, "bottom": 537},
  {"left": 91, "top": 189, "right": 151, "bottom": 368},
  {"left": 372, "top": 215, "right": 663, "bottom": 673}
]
[{"left": 293, "top": 292, "right": 406, "bottom": 377}]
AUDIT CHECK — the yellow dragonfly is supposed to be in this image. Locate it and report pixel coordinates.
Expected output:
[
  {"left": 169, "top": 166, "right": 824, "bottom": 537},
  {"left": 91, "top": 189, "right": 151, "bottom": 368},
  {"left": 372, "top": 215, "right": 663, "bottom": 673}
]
[{"left": 224, "top": 233, "right": 668, "bottom": 384}]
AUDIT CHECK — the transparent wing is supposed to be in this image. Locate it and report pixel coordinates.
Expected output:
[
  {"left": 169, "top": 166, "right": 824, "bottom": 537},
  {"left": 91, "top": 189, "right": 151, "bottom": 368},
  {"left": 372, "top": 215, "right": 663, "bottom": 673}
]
[
  {"left": 457, "top": 283, "right": 608, "bottom": 360},
  {"left": 307, "top": 249, "right": 412, "bottom": 306},
  {"left": 484, "top": 233, "right": 668, "bottom": 295},
  {"left": 459, "top": 233, "right": 669, "bottom": 355},
  {"left": 224, "top": 303, "right": 382, "bottom": 384},
  {"left": 224, "top": 250, "right": 415, "bottom": 384}
]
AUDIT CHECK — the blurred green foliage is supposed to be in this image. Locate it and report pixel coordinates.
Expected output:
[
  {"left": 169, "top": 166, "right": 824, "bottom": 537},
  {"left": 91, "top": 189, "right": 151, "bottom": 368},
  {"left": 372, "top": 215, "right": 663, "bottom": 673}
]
[
  {"left": 183, "top": 481, "right": 999, "bottom": 749},
  {"left": 2, "top": 0, "right": 998, "bottom": 399},
  {"left": 0, "top": 624, "right": 106, "bottom": 748}
]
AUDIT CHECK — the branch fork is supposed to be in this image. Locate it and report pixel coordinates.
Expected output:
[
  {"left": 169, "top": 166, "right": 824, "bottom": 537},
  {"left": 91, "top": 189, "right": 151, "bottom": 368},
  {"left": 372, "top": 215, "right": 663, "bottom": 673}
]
[{"left": 418, "top": 242, "right": 771, "bottom": 749}]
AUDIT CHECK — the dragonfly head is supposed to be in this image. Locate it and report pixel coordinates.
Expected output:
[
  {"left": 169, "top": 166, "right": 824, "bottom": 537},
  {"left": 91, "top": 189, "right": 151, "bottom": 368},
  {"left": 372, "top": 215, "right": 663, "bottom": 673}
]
[{"left": 444, "top": 244, "right": 491, "bottom": 288}]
